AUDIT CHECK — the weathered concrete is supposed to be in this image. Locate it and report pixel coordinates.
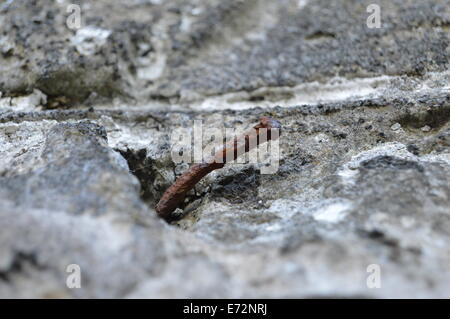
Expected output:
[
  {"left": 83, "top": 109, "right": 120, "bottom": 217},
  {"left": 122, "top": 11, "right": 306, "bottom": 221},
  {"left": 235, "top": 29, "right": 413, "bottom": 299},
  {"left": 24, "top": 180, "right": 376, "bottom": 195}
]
[{"left": 0, "top": 0, "right": 449, "bottom": 298}]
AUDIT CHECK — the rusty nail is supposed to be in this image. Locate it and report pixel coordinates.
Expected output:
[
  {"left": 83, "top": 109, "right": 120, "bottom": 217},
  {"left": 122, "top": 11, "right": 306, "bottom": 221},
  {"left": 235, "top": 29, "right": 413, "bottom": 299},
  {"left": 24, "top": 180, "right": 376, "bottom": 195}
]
[{"left": 155, "top": 116, "right": 282, "bottom": 220}]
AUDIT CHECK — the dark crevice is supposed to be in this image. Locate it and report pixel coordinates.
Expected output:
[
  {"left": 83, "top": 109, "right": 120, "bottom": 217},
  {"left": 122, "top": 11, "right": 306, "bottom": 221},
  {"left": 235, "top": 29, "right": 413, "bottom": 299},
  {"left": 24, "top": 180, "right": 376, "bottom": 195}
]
[
  {"left": 398, "top": 106, "right": 450, "bottom": 131},
  {"left": 118, "top": 147, "right": 209, "bottom": 222},
  {"left": 117, "top": 148, "right": 158, "bottom": 207},
  {"left": 305, "top": 31, "right": 336, "bottom": 41},
  {"left": 0, "top": 251, "right": 46, "bottom": 282},
  {"left": 360, "top": 156, "right": 424, "bottom": 173},
  {"left": 359, "top": 229, "right": 422, "bottom": 262},
  {"left": 360, "top": 229, "right": 398, "bottom": 248}
]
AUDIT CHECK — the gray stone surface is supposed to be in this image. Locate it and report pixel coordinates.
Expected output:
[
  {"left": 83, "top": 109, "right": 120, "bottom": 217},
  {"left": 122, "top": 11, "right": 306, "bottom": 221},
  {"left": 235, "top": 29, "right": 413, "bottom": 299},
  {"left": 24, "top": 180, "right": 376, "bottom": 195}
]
[{"left": 0, "top": 0, "right": 449, "bottom": 298}]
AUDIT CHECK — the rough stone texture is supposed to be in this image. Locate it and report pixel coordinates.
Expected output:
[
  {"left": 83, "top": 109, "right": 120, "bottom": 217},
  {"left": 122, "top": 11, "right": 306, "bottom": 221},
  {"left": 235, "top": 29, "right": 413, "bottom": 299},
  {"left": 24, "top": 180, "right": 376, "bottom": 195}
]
[{"left": 0, "top": 0, "right": 449, "bottom": 298}]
